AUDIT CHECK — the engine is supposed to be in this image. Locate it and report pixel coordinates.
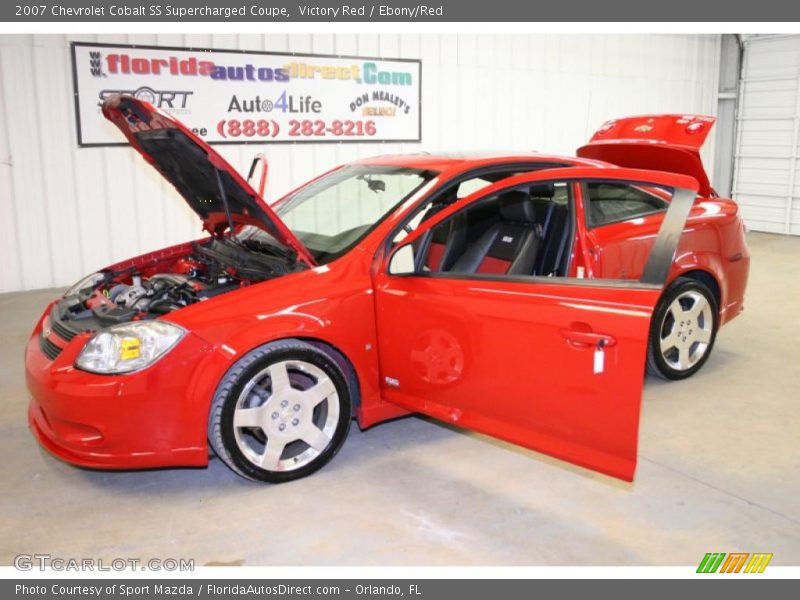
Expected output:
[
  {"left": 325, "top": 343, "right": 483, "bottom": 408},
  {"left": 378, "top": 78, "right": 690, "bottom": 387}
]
[
  {"left": 54, "top": 236, "right": 300, "bottom": 332},
  {"left": 89, "top": 270, "right": 235, "bottom": 324}
]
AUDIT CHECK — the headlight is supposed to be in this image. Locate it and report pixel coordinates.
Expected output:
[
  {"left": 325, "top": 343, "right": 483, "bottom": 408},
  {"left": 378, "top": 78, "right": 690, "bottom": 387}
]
[
  {"left": 64, "top": 272, "right": 105, "bottom": 297},
  {"left": 75, "top": 321, "right": 186, "bottom": 374}
]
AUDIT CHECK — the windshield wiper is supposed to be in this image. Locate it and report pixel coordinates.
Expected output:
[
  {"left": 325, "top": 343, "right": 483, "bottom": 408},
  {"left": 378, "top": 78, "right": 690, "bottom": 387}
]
[{"left": 240, "top": 237, "right": 297, "bottom": 266}]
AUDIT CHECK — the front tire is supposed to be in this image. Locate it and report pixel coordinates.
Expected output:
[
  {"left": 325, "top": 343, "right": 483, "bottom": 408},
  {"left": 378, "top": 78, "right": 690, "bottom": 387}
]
[
  {"left": 208, "top": 339, "right": 352, "bottom": 483},
  {"left": 646, "top": 278, "right": 718, "bottom": 380}
]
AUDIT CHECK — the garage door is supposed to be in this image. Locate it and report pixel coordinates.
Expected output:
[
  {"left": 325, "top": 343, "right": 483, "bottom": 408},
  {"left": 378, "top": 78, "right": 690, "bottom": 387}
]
[{"left": 733, "top": 36, "right": 800, "bottom": 235}]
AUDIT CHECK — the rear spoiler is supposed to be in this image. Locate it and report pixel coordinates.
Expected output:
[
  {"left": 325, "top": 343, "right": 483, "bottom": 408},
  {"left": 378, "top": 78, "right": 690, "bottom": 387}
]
[{"left": 577, "top": 115, "right": 716, "bottom": 197}]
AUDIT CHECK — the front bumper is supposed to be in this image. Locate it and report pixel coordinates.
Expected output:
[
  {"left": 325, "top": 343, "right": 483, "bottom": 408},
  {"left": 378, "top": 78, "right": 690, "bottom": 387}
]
[{"left": 25, "top": 306, "right": 211, "bottom": 470}]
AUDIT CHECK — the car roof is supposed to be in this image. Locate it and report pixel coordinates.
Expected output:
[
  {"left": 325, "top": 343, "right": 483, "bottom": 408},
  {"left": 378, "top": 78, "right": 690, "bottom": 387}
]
[{"left": 352, "top": 152, "right": 613, "bottom": 177}]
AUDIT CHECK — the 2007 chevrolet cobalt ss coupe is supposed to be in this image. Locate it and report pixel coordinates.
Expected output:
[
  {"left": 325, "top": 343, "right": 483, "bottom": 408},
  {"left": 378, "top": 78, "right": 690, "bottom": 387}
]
[{"left": 26, "top": 96, "right": 749, "bottom": 483}]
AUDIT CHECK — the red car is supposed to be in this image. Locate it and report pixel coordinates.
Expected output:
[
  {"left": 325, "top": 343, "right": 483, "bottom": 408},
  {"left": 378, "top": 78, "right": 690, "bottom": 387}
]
[{"left": 26, "top": 97, "right": 749, "bottom": 483}]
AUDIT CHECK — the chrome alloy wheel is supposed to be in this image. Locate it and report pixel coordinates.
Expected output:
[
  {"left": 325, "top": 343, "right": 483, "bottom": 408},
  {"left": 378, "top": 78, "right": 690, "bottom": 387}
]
[
  {"left": 658, "top": 290, "right": 713, "bottom": 371},
  {"left": 232, "top": 360, "right": 339, "bottom": 472}
]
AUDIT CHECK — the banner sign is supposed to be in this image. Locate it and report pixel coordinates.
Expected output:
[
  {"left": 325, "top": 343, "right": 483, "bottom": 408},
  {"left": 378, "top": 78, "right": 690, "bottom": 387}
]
[{"left": 71, "top": 42, "right": 422, "bottom": 147}]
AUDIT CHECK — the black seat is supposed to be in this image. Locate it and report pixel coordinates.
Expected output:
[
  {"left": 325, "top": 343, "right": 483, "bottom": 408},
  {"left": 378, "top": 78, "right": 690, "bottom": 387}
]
[
  {"left": 528, "top": 185, "right": 570, "bottom": 276},
  {"left": 531, "top": 184, "right": 571, "bottom": 277},
  {"left": 449, "top": 191, "right": 542, "bottom": 275},
  {"left": 537, "top": 206, "right": 569, "bottom": 275},
  {"left": 420, "top": 187, "right": 469, "bottom": 272},
  {"left": 528, "top": 183, "right": 556, "bottom": 232},
  {"left": 426, "top": 213, "right": 468, "bottom": 271}
]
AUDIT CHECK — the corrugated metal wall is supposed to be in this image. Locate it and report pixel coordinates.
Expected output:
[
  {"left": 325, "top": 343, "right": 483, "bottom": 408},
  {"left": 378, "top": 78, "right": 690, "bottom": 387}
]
[
  {"left": 733, "top": 35, "right": 800, "bottom": 235},
  {"left": 0, "top": 33, "right": 720, "bottom": 293}
]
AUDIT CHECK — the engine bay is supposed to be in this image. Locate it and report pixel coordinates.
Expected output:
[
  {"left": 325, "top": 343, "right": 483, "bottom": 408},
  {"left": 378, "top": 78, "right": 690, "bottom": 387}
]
[{"left": 53, "top": 235, "right": 302, "bottom": 336}]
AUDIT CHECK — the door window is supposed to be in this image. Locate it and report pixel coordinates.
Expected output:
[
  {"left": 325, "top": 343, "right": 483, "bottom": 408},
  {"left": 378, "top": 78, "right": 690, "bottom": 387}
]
[
  {"left": 404, "top": 182, "right": 573, "bottom": 277},
  {"left": 390, "top": 164, "right": 570, "bottom": 246}
]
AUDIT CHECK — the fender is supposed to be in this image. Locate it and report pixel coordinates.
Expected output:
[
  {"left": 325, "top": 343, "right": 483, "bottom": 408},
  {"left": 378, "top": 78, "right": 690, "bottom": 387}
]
[
  {"left": 669, "top": 252, "right": 726, "bottom": 307},
  {"left": 170, "top": 251, "right": 387, "bottom": 448},
  {"left": 182, "top": 313, "right": 385, "bottom": 456}
]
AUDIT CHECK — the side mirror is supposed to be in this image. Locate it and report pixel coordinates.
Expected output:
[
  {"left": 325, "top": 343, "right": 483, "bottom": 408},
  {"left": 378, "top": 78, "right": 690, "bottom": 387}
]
[
  {"left": 247, "top": 154, "right": 269, "bottom": 199},
  {"left": 388, "top": 244, "right": 416, "bottom": 275}
]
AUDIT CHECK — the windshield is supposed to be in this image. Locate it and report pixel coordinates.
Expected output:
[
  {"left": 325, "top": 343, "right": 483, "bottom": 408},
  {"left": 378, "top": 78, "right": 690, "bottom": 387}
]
[{"left": 270, "top": 165, "right": 437, "bottom": 263}]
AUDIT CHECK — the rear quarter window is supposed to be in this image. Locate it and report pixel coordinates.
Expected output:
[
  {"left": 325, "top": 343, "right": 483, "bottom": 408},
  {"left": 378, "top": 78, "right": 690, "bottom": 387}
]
[{"left": 585, "top": 183, "right": 669, "bottom": 227}]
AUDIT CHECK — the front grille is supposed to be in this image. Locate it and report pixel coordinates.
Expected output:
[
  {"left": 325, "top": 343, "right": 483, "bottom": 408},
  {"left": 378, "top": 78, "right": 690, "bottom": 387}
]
[
  {"left": 39, "top": 334, "right": 62, "bottom": 361},
  {"left": 51, "top": 315, "right": 77, "bottom": 342}
]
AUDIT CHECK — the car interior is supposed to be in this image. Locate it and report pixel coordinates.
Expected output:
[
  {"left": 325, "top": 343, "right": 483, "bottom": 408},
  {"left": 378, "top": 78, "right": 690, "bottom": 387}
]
[{"left": 413, "top": 182, "right": 573, "bottom": 277}]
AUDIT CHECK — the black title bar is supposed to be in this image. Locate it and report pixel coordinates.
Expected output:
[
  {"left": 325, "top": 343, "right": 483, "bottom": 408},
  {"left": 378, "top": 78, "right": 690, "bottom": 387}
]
[
  {"left": 3, "top": 0, "right": 800, "bottom": 22},
  {"left": 5, "top": 578, "right": 799, "bottom": 600}
]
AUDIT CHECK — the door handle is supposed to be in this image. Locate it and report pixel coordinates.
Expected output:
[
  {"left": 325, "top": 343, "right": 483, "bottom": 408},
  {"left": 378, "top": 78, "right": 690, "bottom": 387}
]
[{"left": 559, "top": 329, "right": 617, "bottom": 348}]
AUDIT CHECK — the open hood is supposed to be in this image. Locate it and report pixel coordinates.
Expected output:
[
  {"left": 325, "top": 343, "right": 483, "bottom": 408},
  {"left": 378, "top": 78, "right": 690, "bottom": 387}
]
[
  {"left": 577, "top": 115, "right": 716, "bottom": 197},
  {"left": 102, "top": 95, "right": 315, "bottom": 266}
]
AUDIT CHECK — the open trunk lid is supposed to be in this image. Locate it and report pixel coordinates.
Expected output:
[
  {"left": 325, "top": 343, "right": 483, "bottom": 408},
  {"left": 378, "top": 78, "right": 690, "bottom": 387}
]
[
  {"left": 577, "top": 115, "right": 716, "bottom": 197},
  {"left": 102, "top": 95, "right": 316, "bottom": 266}
]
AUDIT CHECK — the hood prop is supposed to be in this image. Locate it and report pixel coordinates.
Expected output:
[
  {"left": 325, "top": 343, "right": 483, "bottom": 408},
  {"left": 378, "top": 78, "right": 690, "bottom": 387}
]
[{"left": 214, "top": 168, "right": 237, "bottom": 240}]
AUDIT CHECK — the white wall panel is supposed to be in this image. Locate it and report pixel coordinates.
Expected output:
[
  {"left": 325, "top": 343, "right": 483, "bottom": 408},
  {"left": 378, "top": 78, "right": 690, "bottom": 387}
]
[
  {"left": 0, "top": 34, "right": 720, "bottom": 293},
  {"left": 733, "top": 35, "right": 800, "bottom": 235}
]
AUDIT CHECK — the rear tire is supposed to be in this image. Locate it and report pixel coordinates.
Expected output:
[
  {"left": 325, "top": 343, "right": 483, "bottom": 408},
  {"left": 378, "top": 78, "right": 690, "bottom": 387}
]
[
  {"left": 646, "top": 278, "right": 718, "bottom": 380},
  {"left": 208, "top": 339, "right": 352, "bottom": 483}
]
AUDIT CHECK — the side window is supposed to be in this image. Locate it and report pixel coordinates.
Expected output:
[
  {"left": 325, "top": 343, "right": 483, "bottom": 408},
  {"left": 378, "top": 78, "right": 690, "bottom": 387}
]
[
  {"left": 390, "top": 166, "right": 567, "bottom": 246},
  {"left": 404, "top": 182, "right": 573, "bottom": 278},
  {"left": 584, "top": 183, "right": 669, "bottom": 228}
]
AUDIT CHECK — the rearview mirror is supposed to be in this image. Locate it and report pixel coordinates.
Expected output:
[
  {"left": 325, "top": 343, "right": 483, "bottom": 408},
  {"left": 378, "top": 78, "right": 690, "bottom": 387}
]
[
  {"left": 358, "top": 174, "right": 386, "bottom": 193},
  {"left": 388, "top": 244, "right": 416, "bottom": 275},
  {"left": 368, "top": 179, "right": 386, "bottom": 193}
]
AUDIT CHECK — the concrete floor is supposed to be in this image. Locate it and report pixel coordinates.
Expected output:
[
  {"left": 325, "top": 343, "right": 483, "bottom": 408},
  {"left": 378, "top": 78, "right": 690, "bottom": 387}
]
[{"left": 1, "top": 231, "right": 798, "bottom": 566}]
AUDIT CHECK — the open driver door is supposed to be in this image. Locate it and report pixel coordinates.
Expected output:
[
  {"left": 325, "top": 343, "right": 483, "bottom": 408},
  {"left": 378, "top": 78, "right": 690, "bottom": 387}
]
[{"left": 371, "top": 167, "right": 698, "bottom": 481}]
